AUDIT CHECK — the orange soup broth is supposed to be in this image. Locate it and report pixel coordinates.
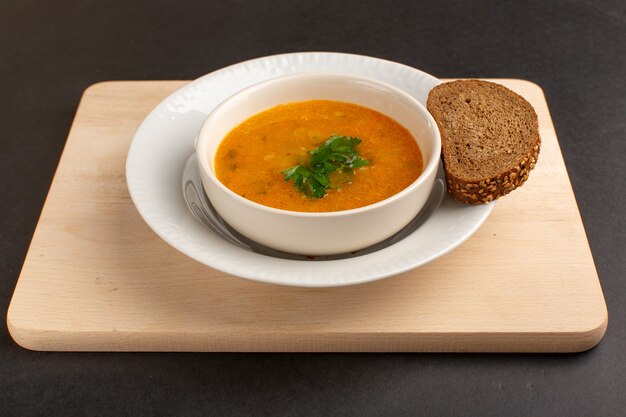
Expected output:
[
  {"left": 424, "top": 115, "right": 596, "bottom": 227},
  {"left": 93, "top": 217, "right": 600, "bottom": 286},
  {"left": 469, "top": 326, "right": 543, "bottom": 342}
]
[{"left": 214, "top": 100, "right": 423, "bottom": 212}]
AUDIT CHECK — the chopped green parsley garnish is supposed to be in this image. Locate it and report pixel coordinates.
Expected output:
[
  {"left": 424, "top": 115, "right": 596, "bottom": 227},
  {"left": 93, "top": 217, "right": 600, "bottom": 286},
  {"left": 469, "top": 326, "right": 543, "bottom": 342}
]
[{"left": 282, "top": 135, "right": 369, "bottom": 198}]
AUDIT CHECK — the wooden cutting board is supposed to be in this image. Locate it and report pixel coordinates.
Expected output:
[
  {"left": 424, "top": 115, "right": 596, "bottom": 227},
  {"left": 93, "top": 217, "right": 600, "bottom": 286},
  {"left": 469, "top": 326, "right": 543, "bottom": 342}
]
[{"left": 7, "top": 79, "right": 607, "bottom": 352}]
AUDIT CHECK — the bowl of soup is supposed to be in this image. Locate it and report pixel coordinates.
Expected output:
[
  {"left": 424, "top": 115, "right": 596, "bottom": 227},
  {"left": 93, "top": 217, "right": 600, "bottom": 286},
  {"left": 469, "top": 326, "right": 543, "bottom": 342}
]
[{"left": 195, "top": 73, "right": 441, "bottom": 255}]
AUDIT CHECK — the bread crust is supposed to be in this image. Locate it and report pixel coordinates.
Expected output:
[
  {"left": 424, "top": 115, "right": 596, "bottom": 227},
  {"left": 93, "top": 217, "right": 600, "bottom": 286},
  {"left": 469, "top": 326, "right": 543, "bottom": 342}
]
[
  {"left": 442, "top": 140, "right": 540, "bottom": 204},
  {"left": 427, "top": 80, "right": 541, "bottom": 204}
]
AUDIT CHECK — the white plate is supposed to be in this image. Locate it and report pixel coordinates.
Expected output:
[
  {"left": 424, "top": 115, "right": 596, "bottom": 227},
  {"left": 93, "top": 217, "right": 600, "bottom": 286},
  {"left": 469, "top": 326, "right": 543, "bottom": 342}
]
[{"left": 126, "top": 52, "right": 494, "bottom": 287}]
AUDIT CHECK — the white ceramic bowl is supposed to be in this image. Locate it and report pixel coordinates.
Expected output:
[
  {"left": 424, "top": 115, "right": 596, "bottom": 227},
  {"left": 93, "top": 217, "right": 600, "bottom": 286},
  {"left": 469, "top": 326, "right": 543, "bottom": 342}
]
[{"left": 195, "top": 72, "right": 441, "bottom": 255}]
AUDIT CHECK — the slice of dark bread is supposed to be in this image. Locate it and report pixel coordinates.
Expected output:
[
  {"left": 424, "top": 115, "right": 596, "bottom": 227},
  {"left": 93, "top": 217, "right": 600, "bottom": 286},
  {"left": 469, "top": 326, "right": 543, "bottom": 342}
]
[{"left": 427, "top": 80, "right": 540, "bottom": 204}]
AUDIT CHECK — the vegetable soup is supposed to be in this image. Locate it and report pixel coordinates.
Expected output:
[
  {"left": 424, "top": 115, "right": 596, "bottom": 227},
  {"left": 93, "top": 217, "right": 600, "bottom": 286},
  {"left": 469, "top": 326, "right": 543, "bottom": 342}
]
[{"left": 214, "top": 100, "right": 423, "bottom": 212}]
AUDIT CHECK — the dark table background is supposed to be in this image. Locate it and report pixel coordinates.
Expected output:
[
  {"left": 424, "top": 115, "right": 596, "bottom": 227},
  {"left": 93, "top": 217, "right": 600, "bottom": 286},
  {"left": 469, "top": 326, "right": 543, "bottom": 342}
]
[{"left": 2, "top": 0, "right": 625, "bottom": 416}]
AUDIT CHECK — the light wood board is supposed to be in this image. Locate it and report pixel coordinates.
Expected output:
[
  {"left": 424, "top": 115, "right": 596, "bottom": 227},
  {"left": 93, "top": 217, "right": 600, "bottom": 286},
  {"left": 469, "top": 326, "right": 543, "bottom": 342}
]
[{"left": 7, "top": 80, "right": 607, "bottom": 352}]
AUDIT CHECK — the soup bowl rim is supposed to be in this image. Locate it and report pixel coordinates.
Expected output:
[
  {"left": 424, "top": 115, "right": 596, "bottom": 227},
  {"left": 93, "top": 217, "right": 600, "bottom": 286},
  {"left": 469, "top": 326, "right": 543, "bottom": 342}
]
[{"left": 195, "top": 71, "right": 441, "bottom": 218}]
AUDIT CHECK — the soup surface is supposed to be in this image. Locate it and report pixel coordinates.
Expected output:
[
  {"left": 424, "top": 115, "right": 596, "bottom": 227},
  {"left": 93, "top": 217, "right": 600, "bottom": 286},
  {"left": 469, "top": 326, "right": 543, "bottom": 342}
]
[{"left": 214, "top": 100, "right": 423, "bottom": 212}]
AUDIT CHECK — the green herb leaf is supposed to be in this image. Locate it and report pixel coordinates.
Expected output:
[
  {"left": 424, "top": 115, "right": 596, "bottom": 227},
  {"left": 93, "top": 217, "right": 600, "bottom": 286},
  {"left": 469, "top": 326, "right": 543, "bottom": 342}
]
[{"left": 282, "top": 135, "right": 369, "bottom": 198}]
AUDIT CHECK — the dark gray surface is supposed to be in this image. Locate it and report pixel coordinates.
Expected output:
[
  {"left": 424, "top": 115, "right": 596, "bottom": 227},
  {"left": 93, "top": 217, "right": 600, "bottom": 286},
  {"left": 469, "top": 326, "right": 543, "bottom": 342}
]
[{"left": 1, "top": 0, "right": 625, "bottom": 415}]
